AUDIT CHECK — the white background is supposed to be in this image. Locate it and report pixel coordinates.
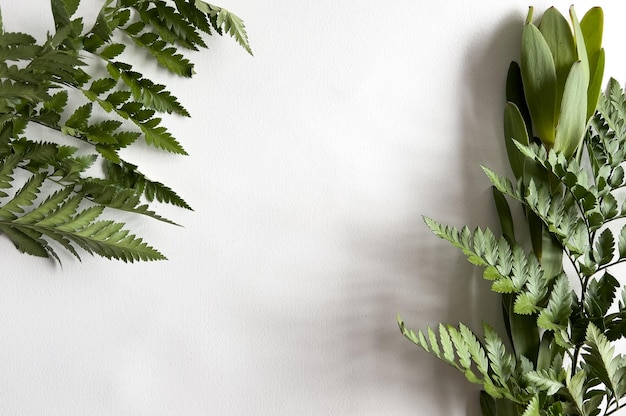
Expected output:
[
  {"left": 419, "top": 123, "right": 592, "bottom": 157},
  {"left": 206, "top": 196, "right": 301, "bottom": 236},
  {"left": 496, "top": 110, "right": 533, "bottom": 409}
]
[{"left": 2, "top": 1, "right": 626, "bottom": 415}]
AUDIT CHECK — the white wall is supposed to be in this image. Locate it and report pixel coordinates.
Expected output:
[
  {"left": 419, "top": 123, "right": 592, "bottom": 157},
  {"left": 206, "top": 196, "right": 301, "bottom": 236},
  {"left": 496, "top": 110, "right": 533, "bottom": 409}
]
[{"left": 2, "top": 1, "right": 626, "bottom": 415}]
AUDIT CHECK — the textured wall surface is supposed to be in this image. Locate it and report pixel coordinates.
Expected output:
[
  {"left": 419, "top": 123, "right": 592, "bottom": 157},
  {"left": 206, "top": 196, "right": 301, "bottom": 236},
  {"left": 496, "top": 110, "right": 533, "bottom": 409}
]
[{"left": 2, "top": 1, "right": 626, "bottom": 415}]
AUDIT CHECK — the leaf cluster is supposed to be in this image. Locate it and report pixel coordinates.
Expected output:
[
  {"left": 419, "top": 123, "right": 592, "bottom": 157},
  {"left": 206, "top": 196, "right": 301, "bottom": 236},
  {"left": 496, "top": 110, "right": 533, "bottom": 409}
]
[
  {"left": 399, "top": 6, "right": 626, "bottom": 416},
  {"left": 0, "top": 0, "right": 251, "bottom": 262}
]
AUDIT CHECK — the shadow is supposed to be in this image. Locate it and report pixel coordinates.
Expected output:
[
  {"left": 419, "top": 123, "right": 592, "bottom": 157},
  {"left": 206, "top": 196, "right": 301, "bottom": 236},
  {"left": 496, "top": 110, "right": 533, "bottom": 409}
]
[{"left": 334, "top": 9, "right": 526, "bottom": 415}]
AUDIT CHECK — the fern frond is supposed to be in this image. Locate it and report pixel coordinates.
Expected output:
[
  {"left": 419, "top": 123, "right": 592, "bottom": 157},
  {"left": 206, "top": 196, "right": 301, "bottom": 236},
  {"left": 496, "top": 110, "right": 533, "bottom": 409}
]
[
  {"left": 521, "top": 396, "right": 541, "bottom": 416},
  {"left": 125, "top": 30, "right": 194, "bottom": 77},
  {"left": 514, "top": 255, "right": 548, "bottom": 315},
  {"left": 133, "top": 0, "right": 207, "bottom": 50},
  {"left": 583, "top": 322, "right": 626, "bottom": 399},
  {"left": 0, "top": 172, "right": 46, "bottom": 220},
  {"left": 79, "top": 179, "right": 179, "bottom": 225},
  {"left": 525, "top": 369, "right": 566, "bottom": 396},
  {"left": 483, "top": 322, "right": 515, "bottom": 387},
  {"left": 195, "top": 1, "right": 253, "bottom": 55},
  {"left": 537, "top": 274, "right": 573, "bottom": 334},
  {"left": 105, "top": 161, "right": 192, "bottom": 209}
]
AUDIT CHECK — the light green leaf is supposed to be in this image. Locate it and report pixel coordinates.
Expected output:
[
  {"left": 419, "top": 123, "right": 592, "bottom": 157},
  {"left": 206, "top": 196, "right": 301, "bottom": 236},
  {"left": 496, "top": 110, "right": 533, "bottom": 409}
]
[
  {"left": 537, "top": 274, "right": 572, "bottom": 332},
  {"left": 539, "top": 7, "right": 577, "bottom": 110},
  {"left": 521, "top": 22, "right": 557, "bottom": 147},
  {"left": 581, "top": 7, "right": 603, "bottom": 120},
  {"left": 594, "top": 228, "right": 614, "bottom": 266},
  {"left": 569, "top": 7, "right": 590, "bottom": 88},
  {"left": 554, "top": 61, "right": 587, "bottom": 158},
  {"left": 521, "top": 396, "right": 541, "bottom": 416}
]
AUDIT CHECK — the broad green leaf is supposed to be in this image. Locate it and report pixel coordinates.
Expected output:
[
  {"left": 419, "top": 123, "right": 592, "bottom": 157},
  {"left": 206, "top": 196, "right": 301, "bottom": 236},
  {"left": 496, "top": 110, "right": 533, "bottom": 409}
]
[
  {"left": 479, "top": 392, "right": 497, "bottom": 416},
  {"left": 503, "top": 291, "right": 539, "bottom": 362},
  {"left": 521, "top": 22, "right": 557, "bottom": 147},
  {"left": 554, "top": 61, "right": 587, "bottom": 158},
  {"left": 586, "top": 49, "right": 605, "bottom": 121},
  {"left": 503, "top": 102, "right": 528, "bottom": 180},
  {"left": 569, "top": 7, "right": 590, "bottom": 89},
  {"left": 581, "top": 7, "right": 603, "bottom": 120},
  {"left": 539, "top": 7, "right": 577, "bottom": 111},
  {"left": 506, "top": 62, "right": 533, "bottom": 140}
]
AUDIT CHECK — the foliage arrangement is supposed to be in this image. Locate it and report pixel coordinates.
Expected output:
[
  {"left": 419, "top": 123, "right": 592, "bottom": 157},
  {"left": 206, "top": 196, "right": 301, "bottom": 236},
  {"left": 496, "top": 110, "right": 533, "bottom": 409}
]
[
  {"left": 0, "top": 0, "right": 251, "bottom": 263},
  {"left": 397, "top": 5, "right": 626, "bottom": 415}
]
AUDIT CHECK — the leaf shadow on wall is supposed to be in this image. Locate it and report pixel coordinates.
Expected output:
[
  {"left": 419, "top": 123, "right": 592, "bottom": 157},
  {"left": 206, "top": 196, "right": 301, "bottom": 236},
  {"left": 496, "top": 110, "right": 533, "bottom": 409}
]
[{"left": 335, "top": 11, "right": 524, "bottom": 415}]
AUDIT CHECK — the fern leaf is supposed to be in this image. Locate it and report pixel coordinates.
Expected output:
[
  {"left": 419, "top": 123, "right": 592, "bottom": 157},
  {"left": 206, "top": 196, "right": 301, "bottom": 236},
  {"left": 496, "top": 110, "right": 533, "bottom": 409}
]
[
  {"left": 0, "top": 32, "right": 36, "bottom": 46},
  {"left": 195, "top": 2, "right": 253, "bottom": 55},
  {"left": 35, "top": 194, "right": 82, "bottom": 228},
  {"left": 88, "top": 78, "right": 117, "bottom": 96},
  {"left": 0, "top": 223, "right": 49, "bottom": 258},
  {"left": 13, "top": 186, "right": 74, "bottom": 224},
  {"left": 99, "top": 43, "right": 126, "bottom": 60},
  {"left": 483, "top": 322, "right": 514, "bottom": 386},
  {"left": 521, "top": 396, "right": 541, "bottom": 416},
  {"left": 139, "top": 117, "right": 187, "bottom": 154},
  {"left": 138, "top": 0, "right": 207, "bottom": 50},
  {"left": 126, "top": 30, "right": 194, "bottom": 77},
  {"left": 594, "top": 228, "right": 615, "bottom": 266},
  {"left": 514, "top": 255, "right": 548, "bottom": 315},
  {"left": 105, "top": 161, "right": 192, "bottom": 209},
  {"left": 525, "top": 369, "right": 565, "bottom": 395},
  {"left": 584, "top": 272, "right": 620, "bottom": 318},
  {"left": 537, "top": 274, "right": 573, "bottom": 333},
  {"left": 79, "top": 179, "right": 179, "bottom": 225},
  {"left": 0, "top": 153, "right": 21, "bottom": 197},
  {"left": 43, "top": 90, "right": 68, "bottom": 113},
  {"left": 0, "top": 172, "right": 46, "bottom": 220},
  {"left": 583, "top": 322, "right": 625, "bottom": 398},
  {"left": 566, "top": 370, "right": 587, "bottom": 415},
  {"left": 64, "top": 103, "right": 92, "bottom": 130}
]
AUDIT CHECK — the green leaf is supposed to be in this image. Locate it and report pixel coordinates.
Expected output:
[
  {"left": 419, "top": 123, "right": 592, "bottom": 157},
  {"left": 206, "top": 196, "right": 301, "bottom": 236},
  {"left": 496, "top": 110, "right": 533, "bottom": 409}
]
[
  {"left": 0, "top": 172, "right": 47, "bottom": 220},
  {"left": 521, "top": 396, "right": 541, "bottom": 416},
  {"left": 514, "top": 256, "right": 548, "bottom": 315},
  {"left": 569, "top": 7, "right": 590, "bottom": 91},
  {"left": 581, "top": 8, "right": 604, "bottom": 120},
  {"left": 618, "top": 225, "right": 626, "bottom": 259},
  {"left": 99, "top": 43, "right": 126, "bottom": 60},
  {"left": 194, "top": 1, "right": 253, "bottom": 55},
  {"left": 483, "top": 322, "right": 514, "bottom": 386},
  {"left": 537, "top": 274, "right": 573, "bottom": 332},
  {"left": 584, "top": 272, "right": 619, "bottom": 318},
  {"left": 583, "top": 322, "right": 625, "bottom": 398},
  {"left": 594, "top": 228, "right": 614, "bottom": 267},
  {"left": 553, "top": 61, "right": 587, "bottom": 158},
  {"left": 0, "top": 224, "right": 49, "bottom": 258},
  {"left": 521, "top": 22, "right": 557, "bottom": 147},
  {"left": 65, "top": 103, "right": 92, "bottom": 130},
  {"left": 566, "top": 369, "right": 586, "bottom": 414},
  {"left": 538, "top": 7, "right": 577, "bottom": 112},
  {"left": 503, "top": 102, "right": 529, "bottom": 180},
  {"left": 140, "top": 118, "right": 187, "bottom": 154},
  {"left": 526, "top": 369, "right": 564, "bottom": 395}
]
